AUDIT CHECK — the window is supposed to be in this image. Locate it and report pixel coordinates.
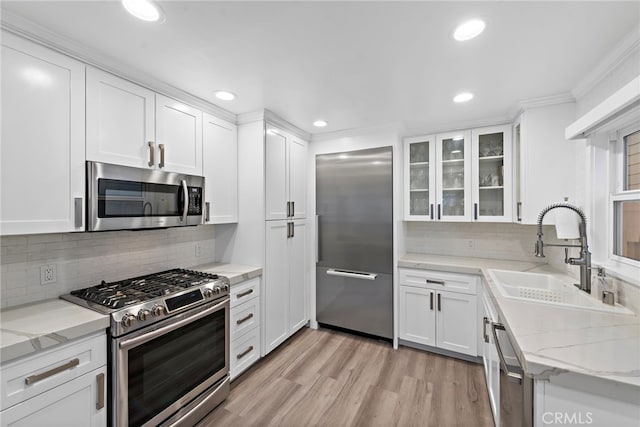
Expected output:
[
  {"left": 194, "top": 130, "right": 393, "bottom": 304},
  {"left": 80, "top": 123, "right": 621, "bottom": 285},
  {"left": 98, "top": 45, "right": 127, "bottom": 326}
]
[{"left": 612, "top": 128, "right": 640, "bottom": 264}]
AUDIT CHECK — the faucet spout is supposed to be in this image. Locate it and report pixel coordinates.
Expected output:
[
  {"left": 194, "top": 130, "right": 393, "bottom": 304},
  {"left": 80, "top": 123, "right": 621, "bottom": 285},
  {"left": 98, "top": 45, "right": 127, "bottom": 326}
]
[{"left": 535, "top": 202, "right": 591, "bottom": 293}]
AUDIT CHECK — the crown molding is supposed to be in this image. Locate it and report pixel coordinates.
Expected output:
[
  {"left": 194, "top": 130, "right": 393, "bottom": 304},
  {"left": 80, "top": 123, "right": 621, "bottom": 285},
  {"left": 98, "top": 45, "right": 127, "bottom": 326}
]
[
  {"left": 237, "top": 109, "right": 311, "bottom": 141},
  {"left": 1, "top": 10, "right": 237, "bottom": 124},
  {"left": 572, "top": 24, "right": 640, "bottom": 101},
  {"left": 511, "top": 92, "right": 576, "bottom": 119},
  {"left": 311, "top": 122, "right": 405, "bottom": 143}
]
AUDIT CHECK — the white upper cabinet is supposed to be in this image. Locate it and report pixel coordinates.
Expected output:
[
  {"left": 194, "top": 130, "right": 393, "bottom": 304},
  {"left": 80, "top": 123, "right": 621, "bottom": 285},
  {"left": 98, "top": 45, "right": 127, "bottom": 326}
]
[
  {"left": 202, "top": 113, "right": 238, "bottom": 224},
  {"left": 471, "top": 124, "right": 513, "bottom": 222},
  {"left": 86, "top": 67, "right": 155, "bottom": 169},
  {"left": 155, "top": 94, "right": 203, "bottom": 175},
  {"left": 265, "top": 127, "right": 307, "bottom": 220},
  {"left": 86, "top": 69, "right": 203, "bottom": 175},
  {"left": 404, "top": 135, "right": 437, "bottom": 220},
  {"left": 514, "top": 104, "right": 578, "bottom": 224},
  {"left": 1, "top": 31, "right": 85, "bottom": 235},
  {"left": 436, "top": 130, "right": 472, "bottom": 221}
]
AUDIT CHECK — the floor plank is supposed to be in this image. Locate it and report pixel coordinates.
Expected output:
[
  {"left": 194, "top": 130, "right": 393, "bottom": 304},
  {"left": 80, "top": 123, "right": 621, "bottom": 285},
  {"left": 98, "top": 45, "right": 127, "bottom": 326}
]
[{"left": 197, "top": 327, "right": 493, "bottom": 427}]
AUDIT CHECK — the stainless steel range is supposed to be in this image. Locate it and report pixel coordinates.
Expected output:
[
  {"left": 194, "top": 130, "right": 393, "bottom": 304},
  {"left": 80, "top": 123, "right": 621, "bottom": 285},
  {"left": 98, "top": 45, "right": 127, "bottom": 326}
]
[{"left": 61, "top": 269, "right": 230, "bottom": 427}]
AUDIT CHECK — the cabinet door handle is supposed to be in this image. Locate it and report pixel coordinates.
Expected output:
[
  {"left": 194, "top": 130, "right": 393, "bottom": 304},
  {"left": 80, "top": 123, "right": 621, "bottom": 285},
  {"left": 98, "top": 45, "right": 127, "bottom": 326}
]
[
  {"left": 205, "top": 202, "right": 210, "bottom": 222},
  {"left": 437, "top": 293, "right": 442, "bottom": 311},
  {"left": 237, "top": 345, "right": 254, "bottom": 360},
  {"left": 426, "top": 279, "right": 445, "bottom": 286},
  {"left": 159, "top": 143, "right": 165, "bottom": 168},
  {"left": 291, "top": 222, "right": 294, "bottom": 238},
  {"left": 517, "top": 202, "right": 522, "bottom": 222},
  {"left": 237, "top": 289, "right": 254, "bottom": 298},
  {"left": 430, "top": 204, "right": 434, "bottom": 220},
  {"left": 25, "top": 358, "right": 79, "bottom": 385},
  {"left": 437, "top": 204, "right": 441, "bottom": 220},
  {"left": 483, "top": 316, "right": 490, "bottom": 343},
  {"left": 96, "top": 372, "right": 105, "bottom": 410},
  {"left": 474, "top": 203, "right": 478, "bottom": 220},
  {"left": 430, "top": 292, "right": 434, "bottom": 310},
  {"left": 292, "top": 201, "right": 295, "bottom": 217},
  {"left": 74, "top": 197, "right": 83, "bottom": 228},
  {"left": 236, "top": 313, "right": 254, "bottom": 325},
  {"left": 148, "top": 141, "right": 155, "bottom": 167},
  {"left": 287, "top": 201, "right": 291, "bottom": 217}
]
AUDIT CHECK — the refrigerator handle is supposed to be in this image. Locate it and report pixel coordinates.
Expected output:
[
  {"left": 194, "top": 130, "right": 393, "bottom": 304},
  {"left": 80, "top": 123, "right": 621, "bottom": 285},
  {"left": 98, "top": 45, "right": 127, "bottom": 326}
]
[
  {"left": 315, "top": 215, "right": 320, "bottom": 263},
  {"left": 327, "top": 269, "right": 377, "bottom": 281}
]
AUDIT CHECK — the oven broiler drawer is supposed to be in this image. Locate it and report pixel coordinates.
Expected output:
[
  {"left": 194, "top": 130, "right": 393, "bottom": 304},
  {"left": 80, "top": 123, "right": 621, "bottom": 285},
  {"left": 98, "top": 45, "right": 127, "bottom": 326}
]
[{"left": 1, "top": 331, "right": 106, "bottom": 411}]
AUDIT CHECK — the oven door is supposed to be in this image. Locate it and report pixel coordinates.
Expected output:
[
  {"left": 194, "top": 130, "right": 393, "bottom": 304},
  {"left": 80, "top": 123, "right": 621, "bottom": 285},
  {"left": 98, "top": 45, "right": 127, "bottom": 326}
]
[
  {"left": 113, "top": 297, "right": 229, "bottom": 427},
  {"left": 87, "top": 161, "right": 204, "bottom": 231}
]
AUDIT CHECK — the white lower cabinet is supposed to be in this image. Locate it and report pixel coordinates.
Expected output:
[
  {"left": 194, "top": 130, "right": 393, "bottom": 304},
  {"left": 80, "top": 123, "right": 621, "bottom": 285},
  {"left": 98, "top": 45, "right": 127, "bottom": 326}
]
[
  {"left": 399, "top": 268, "right": 478, "bottom": 357},
  {"left": 229, "top": 277, "right": 262, "bottom": 380},
  {"left": 481, "top": 288, "right": 500, "bottom": 427},
  {"left": 264, "top": 220, "right": 307, "bottom": 355},
  {"left": 0, "top": 332, "right": 107, "bottom": 427}
]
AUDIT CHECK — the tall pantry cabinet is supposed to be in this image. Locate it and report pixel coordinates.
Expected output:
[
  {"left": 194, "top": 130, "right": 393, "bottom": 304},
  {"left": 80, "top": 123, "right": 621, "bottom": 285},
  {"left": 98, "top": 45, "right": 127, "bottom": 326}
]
[{"left": 233, "top": 113, "right": 310, "bottom": 357}]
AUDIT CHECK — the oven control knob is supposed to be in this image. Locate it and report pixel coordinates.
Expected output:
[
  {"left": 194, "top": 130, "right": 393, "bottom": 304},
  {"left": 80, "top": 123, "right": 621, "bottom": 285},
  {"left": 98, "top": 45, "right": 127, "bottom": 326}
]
[
  {"left": 137, "top": 309, "right": 151, "bottom": 322},
  {"left": 151, "top": 304, "right": 165, "bottom": 317},
  {"left": 203, "top": 288, "right": 213, "bottom": 298},
  {"left": 222, "top": 284, "right": 229, "bottom": 292},
  {"left": 213, "top": 286, "right": 221, "bottom": 294},
  {"left": 121, "top": 314, "right": 136, "bottom": 328}
]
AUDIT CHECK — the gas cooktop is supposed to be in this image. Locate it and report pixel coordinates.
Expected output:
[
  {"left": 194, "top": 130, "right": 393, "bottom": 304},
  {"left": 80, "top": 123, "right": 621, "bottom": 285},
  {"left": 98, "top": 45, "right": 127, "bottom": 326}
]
[{"left": 61, "top": 268, "right": 230, "bottom": 336}]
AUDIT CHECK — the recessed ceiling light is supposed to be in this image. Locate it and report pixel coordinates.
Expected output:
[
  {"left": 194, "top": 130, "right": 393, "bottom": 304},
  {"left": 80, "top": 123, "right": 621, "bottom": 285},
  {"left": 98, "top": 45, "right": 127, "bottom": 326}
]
[
  {"left": 453, "top": 92, "right": 474, "bottom": 103},
  {"left": 214, "top": 91, "right": 236, "bottom": 101},
  {"left": 454, "top": 19, "right": 485, "bottom": 41},
  {"left": 313, "top": 120, "right": 328, "bottom": 128},
  {"left": 122, "top": 0, "right": 164, "bottom": 22}
]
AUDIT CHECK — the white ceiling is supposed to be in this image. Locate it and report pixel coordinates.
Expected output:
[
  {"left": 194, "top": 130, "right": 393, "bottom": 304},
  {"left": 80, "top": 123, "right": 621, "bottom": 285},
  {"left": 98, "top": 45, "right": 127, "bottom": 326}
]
[{"left": 2, "top": 1, "right": 639, "bottom": 135}]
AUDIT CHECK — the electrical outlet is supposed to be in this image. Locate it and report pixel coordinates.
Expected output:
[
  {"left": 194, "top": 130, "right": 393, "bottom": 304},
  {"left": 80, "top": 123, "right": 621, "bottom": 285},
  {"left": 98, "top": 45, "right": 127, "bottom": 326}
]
[
  {"left": 466, "top": 239, "right": 475, "bottom": 249},
  {"left": 40, "top": 264, "right": 57, "bottom": 285},
  {"left": 195, "top": 243, "right": 202, "bottom": 257}
]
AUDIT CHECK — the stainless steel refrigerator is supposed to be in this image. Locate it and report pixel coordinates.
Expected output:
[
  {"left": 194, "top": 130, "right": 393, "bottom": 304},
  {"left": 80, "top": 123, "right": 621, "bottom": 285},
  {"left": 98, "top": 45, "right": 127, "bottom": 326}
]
[{"left": 316, "top": 146, "right": 393, "bottom": 339}]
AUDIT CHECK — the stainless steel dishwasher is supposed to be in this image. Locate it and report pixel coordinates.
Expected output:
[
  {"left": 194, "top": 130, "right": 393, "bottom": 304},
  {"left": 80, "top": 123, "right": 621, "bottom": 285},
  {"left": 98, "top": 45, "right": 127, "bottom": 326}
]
[{"left": 492, "top": 322, "right": 533, "bottom": 427}]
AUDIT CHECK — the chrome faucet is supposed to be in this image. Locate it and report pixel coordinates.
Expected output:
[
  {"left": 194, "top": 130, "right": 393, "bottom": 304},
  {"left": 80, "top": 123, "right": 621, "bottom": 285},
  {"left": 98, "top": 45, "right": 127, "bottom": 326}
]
[{"left": 534, "top": 202, "right": 592, "bottom": 293}]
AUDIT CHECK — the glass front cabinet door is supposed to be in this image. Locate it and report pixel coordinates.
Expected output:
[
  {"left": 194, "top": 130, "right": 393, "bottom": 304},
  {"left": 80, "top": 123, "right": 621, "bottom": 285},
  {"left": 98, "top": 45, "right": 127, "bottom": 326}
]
[
  {"left": 435, "top": 131, "right": 472, "bottom": 221},
  {"left": 471, "top": 125, "right": 513, "bottom": 222},
  {"left": 404, "top": 135, "right": 436, "bottom": 220}
]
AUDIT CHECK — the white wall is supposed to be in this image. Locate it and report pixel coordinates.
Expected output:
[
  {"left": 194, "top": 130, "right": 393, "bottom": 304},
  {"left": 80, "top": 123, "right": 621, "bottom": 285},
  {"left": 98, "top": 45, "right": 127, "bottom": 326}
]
[
  {"left": 306, "top": 124, "right": 404, "bottom": 345},
  {"left": 0, "top": 226, "right": 216, "bottom": 308}
]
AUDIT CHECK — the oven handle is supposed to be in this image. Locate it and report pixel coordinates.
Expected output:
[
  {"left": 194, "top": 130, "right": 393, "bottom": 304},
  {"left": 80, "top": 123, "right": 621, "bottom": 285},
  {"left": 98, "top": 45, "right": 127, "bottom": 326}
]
[
  {"left": 119, "top": 298, "right": 228, "bottom": 350},
  {"left": 181, "top": 179, "right": 188, "bottom": 223}
]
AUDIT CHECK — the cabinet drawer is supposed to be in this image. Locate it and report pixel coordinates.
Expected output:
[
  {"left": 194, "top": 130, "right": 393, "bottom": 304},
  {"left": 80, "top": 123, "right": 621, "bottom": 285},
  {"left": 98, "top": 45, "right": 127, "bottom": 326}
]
[
  {"left": 230, "top": 298, "right": 260, "bottom": 340},
  {"left": 230, "top": 328, "right": 260, "bottom": 380},
  {"left": 1, "top": 332, "right": 106, "bottom": 411},
  {"left": 399, "top": 268, "right": 478, "bottom": 295},
  {"left": 230, "top": 277, "right": 260, "bottom": 308}
]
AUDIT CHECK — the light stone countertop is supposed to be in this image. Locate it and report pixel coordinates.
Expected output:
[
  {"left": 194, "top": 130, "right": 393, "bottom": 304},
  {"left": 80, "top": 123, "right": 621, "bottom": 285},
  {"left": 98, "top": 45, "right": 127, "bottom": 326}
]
[
  {"left": 399, "top": 253, "right": 640, "bottom": 391},
  {"left": 0, "top": 299, "right": 109, "bottom": 364},
  {"left": 189, "top": 262, "right": 262, "bottom": 286}
]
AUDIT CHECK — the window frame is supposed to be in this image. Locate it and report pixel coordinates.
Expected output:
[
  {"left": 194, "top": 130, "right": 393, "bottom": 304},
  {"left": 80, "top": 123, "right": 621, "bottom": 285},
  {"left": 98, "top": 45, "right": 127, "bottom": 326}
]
[{"left": 609, "top": 123, "right": 640, "bottom": 269}]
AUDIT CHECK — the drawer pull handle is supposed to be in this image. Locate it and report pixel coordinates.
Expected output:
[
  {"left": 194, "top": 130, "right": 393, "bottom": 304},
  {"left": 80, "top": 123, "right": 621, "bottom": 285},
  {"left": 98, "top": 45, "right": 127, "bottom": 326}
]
[
  {"left": 237, "top": 345, "right": 254, "bottom": 360},
  {"left": 96, "top": 373, "right": 105, "bottom": 410},
  {"left": 236, "top": 313, "right": 254, "bottom": 325},
  {"left": 426, "top": 279, "right": 445, "bottom": 285},
  {"left": 25, "top": 358, "right": 80, "bottom": 385},
  {"left": 237, "top": 289, "right": 254, "bottom": 298}
]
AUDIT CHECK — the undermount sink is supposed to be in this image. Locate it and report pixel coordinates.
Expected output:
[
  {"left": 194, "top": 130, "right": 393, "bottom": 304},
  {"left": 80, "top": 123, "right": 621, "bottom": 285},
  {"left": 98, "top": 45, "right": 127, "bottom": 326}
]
[{"left": 487, "top": 269, "right": 634, "bottom": 315}]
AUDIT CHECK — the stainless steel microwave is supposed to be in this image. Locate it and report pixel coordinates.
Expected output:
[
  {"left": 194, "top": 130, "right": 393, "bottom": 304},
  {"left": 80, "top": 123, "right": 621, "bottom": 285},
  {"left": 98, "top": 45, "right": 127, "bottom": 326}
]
[{"left": 86, "top": 161, "right": 204, "bottom": 231}]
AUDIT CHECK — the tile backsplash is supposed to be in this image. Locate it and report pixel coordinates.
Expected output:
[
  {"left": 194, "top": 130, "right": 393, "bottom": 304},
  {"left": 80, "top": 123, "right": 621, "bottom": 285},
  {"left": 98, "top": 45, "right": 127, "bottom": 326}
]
[
  {"left": 404, "top": 221, "right": 563, "bottom": 262},
  {"left": 1, "top": 226, "right": 216, "bottom": 309}
]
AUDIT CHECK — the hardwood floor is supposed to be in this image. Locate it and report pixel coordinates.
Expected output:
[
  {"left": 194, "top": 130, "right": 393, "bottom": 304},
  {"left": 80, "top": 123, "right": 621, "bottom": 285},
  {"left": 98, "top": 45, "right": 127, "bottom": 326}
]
[{"left": 198, "top": 327, "right": 493, "bottom": 427}]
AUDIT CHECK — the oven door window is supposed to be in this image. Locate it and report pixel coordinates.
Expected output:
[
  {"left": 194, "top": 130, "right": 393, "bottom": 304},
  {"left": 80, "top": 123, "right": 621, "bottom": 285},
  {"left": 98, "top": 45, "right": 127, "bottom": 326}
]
[
  {"left": 127, "top": 309, "right": 226, "bottom": 426},
  {"left": 97, "top": 178, "right": 183, "bottom": 218}
]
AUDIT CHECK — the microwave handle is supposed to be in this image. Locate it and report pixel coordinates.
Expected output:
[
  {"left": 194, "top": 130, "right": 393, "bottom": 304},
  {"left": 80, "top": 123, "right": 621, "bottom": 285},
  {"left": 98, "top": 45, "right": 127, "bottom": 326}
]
[{"left": 181, "top": 180, "right": 188, "bottom": 222}]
